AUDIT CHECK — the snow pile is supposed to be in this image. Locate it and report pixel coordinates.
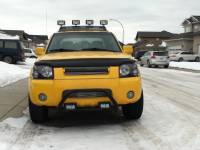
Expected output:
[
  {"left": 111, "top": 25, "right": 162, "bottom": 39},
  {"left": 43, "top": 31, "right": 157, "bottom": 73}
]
[
  {"left": 0, "top": 32, "right": 19, "bottom": 40},
  {"left": 17, "top": 58, "right": 37, "bottom": 69},
  {"left": 170, "top": 62, "right": 200, "bottom": 71},
  {"left": 159, "top": 41, "right": 167, "bottom": 47},
  {"left": 0, "top": 62, "right": 30, "bottom": 87},
  {"left": 25, "top": 58, "right": 37, "bottom": 66},
  {"left": 146, "top": 43, "right": 154, "bottom": 47}
]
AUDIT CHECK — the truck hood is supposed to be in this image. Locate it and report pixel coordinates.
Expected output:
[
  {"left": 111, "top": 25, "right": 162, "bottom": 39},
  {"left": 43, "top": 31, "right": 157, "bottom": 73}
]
[{"left": 38, "top": 51, "right": 133, "bottom": 61}]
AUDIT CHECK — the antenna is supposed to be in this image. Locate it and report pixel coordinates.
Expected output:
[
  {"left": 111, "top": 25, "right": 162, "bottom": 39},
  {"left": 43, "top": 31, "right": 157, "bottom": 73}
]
[{"left": 45, "top": 9, "right": 48, "bottom": 35}]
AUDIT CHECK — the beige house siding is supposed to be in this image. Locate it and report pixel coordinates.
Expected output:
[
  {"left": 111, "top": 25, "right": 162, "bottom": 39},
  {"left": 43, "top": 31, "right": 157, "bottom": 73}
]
[
  {"left": 166, "top": 39, "right": 193, "bottom": 51},
  {"left": 193, "top": 35, "right": 200, "bottom": 54}
]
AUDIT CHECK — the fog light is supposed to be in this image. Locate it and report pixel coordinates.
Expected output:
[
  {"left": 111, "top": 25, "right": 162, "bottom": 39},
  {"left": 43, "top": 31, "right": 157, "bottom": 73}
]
[
  {"left": 39, "top": 93, "right": 47, "bottom": 101},
  {"left": 100, "top": 103, "right": 110, "bottom": 109},
  {"left": 65, "top": 104, "right": 76, "bottom": 110},
  {"left": 127, "top": 91, "right": 134, "bottom": 99}
]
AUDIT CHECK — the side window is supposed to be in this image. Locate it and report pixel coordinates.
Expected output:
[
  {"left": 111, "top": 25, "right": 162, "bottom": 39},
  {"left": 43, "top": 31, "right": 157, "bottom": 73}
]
[
  {"left": 144, "top": 52, "right": 149, "bottom": 56},
  {"left": 0, "top": 41, "right": 3, "bottom": 48},
  {"left": 24, "top": 49, "right": 31, "bottom": 53},
  {"left": 4, "top": 41, "right": 18, "bottom": 49},
  {"left": 182, "top": 52, "right": 191, "bottom": 55}
]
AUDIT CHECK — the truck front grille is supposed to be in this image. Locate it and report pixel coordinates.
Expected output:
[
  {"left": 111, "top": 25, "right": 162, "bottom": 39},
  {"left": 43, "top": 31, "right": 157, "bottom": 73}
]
[
  {"left": 65, "top": 67, "right": 109, "bottom": 75},
  {"left": 68, "top": 91, "right": 107, "bottom": 98}
]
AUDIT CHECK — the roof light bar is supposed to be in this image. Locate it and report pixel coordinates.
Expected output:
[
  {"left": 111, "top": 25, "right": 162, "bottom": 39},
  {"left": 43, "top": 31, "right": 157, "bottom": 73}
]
[
  {"left": 86, "top": 20, "right": 94, "bottom": 26},
  {"left": 100, "top": 20, "right": 108, "bottom": 26},
  {"left": 72, "top": 20, "right": 80, "bottom": 26},
  {"left": 57, "top": 20, "right": 66, "bottom": 26}
]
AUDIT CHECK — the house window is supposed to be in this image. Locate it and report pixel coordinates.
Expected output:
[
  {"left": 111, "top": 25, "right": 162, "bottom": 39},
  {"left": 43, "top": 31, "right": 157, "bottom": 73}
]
[
  {"left": 4, "top": 41, "right": 17, "bottom": 49},
  {"left": 194, "top": 24, "right": 200, "bottom": 32},
  {"left": 185, "top": 26, "right": 192, "bottom": 32}
]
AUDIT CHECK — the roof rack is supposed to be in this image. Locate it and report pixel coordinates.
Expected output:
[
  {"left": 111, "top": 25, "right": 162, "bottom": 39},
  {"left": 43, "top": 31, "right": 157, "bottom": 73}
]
[{"left": 58, "top": 26, "right": 107, "bottom": 32}]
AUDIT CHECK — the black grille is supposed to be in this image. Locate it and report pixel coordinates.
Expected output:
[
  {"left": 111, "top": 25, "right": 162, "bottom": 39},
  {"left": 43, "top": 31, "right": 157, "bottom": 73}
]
[
  {"left": 68, "top": 91, "right": 107, "bottom": 98},
  {"left": 65, "top": 67, "right": 108, "bottom": 75}
]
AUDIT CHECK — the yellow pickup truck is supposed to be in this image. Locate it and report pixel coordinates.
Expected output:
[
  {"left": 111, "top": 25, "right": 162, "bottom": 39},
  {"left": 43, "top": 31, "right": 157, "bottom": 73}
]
[{"left": 28, "top": 20, "right": 143, "bottom": 123}]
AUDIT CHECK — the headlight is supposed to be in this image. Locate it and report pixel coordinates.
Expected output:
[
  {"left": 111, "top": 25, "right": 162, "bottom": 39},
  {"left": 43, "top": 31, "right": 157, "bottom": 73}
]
[
  {"left": 119, "top": 63, "right": 139, "bottom": 78},
  {"left": 32, "top": 65, "right": 53, "bottom": 79}
]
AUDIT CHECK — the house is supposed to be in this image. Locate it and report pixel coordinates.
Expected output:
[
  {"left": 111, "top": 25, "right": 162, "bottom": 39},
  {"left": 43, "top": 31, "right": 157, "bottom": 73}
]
[
  {"left": 134, "top": 31, "right": 176, "bottom": 51},
  {"left": 165, "top": 16, "right": 200, "bottom": 55},
  {"left": 27, "top": 35, "right": 48, "bottom": 50},
  {"left": 0, "top": 30, "right": 48, "bottom": 50},
  {"left": 0, "top": 30, "right": 29, "bottom": 47}
]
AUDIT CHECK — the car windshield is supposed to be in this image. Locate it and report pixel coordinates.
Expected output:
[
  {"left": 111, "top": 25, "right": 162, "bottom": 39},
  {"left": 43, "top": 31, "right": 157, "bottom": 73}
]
[
  {"left": 153, "top": 52, "right": 168, "bottom": 56},
  {"left": 47, "top": 32, "right": 121, "bottom": 53}
]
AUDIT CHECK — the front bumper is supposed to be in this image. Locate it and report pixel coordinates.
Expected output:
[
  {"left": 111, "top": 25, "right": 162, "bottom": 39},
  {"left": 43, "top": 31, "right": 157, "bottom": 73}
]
[
  {"left": 29, "top": 77, "right": 142, "bottom": 107},
  {"left": 169, "top": 57, "right": 178, "bottom": 61},
  {"left": 150, "top": 59, "right": 169, "bottom": 65}
]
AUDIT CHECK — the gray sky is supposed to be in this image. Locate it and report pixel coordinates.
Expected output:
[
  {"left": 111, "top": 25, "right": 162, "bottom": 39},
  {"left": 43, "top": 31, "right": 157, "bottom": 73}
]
[{"left": 0, "top": 0, "right": 200, "bottom": 43}]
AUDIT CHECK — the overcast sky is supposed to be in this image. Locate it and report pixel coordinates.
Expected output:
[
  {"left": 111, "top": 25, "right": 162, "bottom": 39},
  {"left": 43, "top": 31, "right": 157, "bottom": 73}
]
[{"left": 0, "top": 0, "right": 200, "bottom": 43}]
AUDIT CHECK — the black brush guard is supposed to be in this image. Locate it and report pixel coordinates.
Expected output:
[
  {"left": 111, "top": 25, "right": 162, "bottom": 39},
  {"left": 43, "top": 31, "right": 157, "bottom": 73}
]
[{"left": 59, "top": 89, "right": 118, "bottom": 110}]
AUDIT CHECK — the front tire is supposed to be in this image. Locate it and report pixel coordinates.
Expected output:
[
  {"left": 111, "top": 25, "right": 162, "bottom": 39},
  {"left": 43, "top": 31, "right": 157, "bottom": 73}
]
[
  {"left": 195, "top": 57, "right": 200, "bottom": 62},
  {"left": 3, "top": 56, "right": 13, "bottom": 64},
  {"left": 29, "top": 98, "right": 48, "bottom": 123},
  {"left": 164, "top": 64, "right": 169, "bottom": 68},
  {"left": 140, "top": 62, "right": 144, "bottom": 67},
  {"left": 147, "top": 60, "right": 152, "bottom": 68},
  {"left": 178, "top": 57, "right": 184, "bottom": 62},
  {"left": 122, "top": 92, "right": 143, "bottom": 119}
]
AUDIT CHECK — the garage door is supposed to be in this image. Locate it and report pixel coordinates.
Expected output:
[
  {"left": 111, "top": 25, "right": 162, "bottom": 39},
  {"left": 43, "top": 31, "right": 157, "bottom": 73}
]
[
  {"left": 168, "top": 45, "right": 182, "bottom": 50},
  {"left": 198, "top": 45, "right": 200, "bottom": 55}
]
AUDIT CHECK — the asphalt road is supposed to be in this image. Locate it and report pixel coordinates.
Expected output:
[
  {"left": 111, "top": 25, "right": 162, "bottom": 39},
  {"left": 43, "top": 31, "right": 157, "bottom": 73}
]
[{"left": 0, "top": 67, "right": 200, "bottom": 150}]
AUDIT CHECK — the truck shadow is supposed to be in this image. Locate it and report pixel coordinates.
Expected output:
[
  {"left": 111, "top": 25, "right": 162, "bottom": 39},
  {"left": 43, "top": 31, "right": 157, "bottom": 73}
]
[{"left": 43, "top": 109, "right": 129, "bottom": 128}]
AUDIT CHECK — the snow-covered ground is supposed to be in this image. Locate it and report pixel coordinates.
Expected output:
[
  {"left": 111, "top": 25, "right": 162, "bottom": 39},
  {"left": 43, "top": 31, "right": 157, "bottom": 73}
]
[
  {"left": 0, "top": 58, "right": 36, "bottom": 87},
  {"left": 0, "top": 67, "right": 200, "bottom": 150},
  {"left": 170, "top": 62, "right": 200, "bottom": 71}
]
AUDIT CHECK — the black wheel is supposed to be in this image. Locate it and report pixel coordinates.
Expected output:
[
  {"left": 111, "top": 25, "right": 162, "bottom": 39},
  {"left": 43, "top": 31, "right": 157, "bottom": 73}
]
[
  {"left": 122, "top": 92, "right": 143, "bottom": 119},
  {"left": 3, "top": 56, "right": 13, "bottom": 64},
  {"left": 147, "top": 60, "right": 152, "bottom": 68},
  {"left": 29, "top": 98, "right": 48, "bottom": 123},
  {"left": 154, "top": 65, "right": 158, "bottom": 68},
  {"left": 140, "top": 62, "right": 144, "bottom": 67},
  {"left": 164, "top": 64, "right": 169, "bottom": 68},
  {"left": 30, "top": 56, "right": 37, "bottom": 58},
  {"left": 195, "top": 57, "right": 200, "bottom": 62},
  {"left": 178, "top": 58, "right": 184, "bottom": 62}
]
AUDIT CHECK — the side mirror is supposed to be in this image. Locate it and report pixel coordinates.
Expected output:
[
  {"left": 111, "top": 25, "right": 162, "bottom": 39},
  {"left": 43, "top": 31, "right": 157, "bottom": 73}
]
[
  {"left": 123, "top": 45, "right": 134, "bottom": 55},
  {"left": 35, "top": 47, "right": 45, "bottom": 56}
]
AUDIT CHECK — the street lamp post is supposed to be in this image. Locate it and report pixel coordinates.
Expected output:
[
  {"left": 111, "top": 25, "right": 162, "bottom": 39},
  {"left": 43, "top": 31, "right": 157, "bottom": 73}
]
[{"left": 109, "top": 19, "right": 125, "bottom": 43}]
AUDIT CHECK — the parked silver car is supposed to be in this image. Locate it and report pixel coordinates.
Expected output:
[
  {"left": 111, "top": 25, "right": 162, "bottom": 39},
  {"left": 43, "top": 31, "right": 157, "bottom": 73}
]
[
  {"left": 169, "top": 51, "right": 200, "bottom": 62},
  {"left": 140, "top": 51, "right": 169, "bottom": 68}
]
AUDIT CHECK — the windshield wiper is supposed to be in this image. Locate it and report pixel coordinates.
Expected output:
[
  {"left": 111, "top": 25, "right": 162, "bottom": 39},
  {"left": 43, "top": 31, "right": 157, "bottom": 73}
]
[
  {"left": 48, "top": 49, "right": 78, "bottom": 53},
  {"left": 80, "top": 48, "right": 115, "bottom": 52}
]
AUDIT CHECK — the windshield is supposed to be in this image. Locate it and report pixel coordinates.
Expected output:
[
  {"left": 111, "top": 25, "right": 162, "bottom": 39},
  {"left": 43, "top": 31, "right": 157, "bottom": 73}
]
[
  {"left": 47, "top": 32, "right": 121, "bottom": 53},
  {"left": 153, "top": 52, "right": 168, "bottom": 56}
]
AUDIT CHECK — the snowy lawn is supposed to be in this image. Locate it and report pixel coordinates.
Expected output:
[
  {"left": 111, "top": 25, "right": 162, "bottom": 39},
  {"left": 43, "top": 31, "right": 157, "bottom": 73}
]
[
  {"left": 0, "top": 58, "right": 36, "bottom": 87},
  {"left": 169, "top": 62, "right": 200, "bottom": 71}
]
